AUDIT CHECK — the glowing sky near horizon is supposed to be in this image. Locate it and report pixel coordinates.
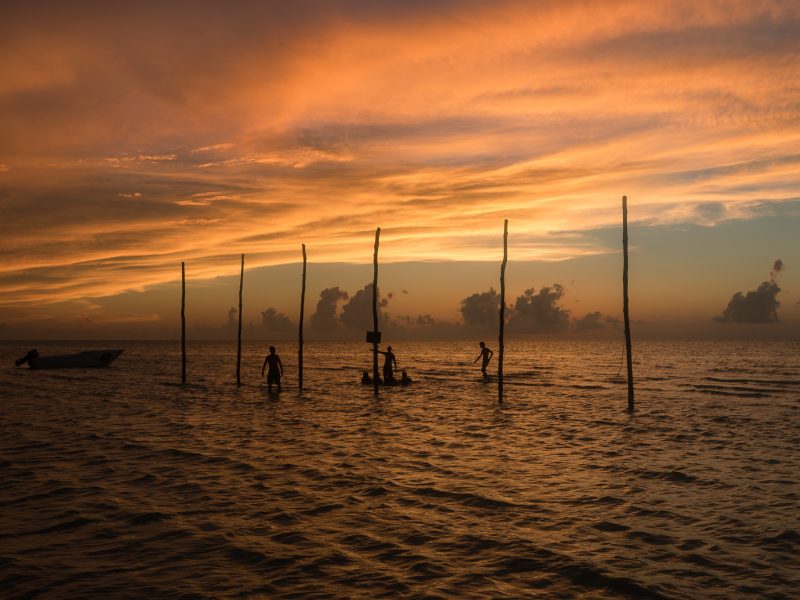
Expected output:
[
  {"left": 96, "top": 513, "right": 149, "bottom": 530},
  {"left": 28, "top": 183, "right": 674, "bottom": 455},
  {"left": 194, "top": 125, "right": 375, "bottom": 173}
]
[{"left": 1, "top": 0, "right": 799, "bottom": 334}]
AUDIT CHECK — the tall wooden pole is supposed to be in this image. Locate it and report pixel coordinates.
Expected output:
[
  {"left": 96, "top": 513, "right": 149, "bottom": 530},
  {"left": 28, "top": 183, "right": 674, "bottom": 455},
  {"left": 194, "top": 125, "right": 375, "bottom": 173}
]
[
  {"left": 498, "top": 219, "right": 508, "bottom": 404},
  {"left": 372, "top": 227, "right": 381, "bottom": 397},
  {"left": 236, "top": 254, "right": 244, "bottom": 387},
  {"left": 622, "top": 196, "right": 635, "bottom": 412},
  {"left": 181, "top": 261, "right": 186, "bottom": 384},
  {"left": 298, "top": 244, "right": 307, "bottom": 391}
]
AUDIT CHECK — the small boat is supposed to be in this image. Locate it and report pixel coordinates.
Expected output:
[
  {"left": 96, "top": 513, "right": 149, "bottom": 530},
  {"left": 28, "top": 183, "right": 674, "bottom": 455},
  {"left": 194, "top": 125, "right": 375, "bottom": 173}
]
[{"left": 15, "top": 349, "right": 124, "bottom": 369}]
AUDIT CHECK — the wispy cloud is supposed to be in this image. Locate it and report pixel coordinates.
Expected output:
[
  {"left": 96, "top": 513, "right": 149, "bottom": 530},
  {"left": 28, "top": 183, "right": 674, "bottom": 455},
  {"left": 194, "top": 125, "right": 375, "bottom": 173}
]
[{"left": 1, "top": 0, "right": 799, "bottom": 311}]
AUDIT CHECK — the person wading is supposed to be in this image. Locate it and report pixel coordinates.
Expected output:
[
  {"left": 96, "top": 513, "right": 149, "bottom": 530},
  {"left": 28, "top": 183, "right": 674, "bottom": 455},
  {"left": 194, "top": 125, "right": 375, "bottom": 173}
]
[
  {"left": 261, "top": 346, "right": 284, "bottom": 392},
  {"left": 474, "top": 341, "right": 494, "bottom": 381},
  {"left": 377, "top": 345, "right": 398, "bottom": 385}
]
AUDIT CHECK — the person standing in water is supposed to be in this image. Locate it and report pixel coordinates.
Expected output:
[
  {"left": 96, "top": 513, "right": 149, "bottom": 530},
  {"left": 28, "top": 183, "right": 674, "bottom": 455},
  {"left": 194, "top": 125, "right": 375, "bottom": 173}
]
[
  {"left": 377, "top": 345, "right": 398, "bottom": 385},
  {"left": 261, "top": 346, "right": 284, "bottom": 392},
  {"left": 473, "top": 341, "right": 494, "bottom": 381}
]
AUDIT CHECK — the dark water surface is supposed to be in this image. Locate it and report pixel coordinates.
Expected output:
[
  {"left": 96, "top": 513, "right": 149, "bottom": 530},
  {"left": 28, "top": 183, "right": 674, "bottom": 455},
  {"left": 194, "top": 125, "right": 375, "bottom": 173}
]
[{"left": 1, "top": 340, "right": 798, "bottom": 598}]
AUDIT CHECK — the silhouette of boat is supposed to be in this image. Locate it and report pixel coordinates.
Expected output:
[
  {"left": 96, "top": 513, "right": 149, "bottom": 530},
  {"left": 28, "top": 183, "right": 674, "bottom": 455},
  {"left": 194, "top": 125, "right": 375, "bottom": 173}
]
[{"left": 15, "top": 349, "right": 124, "bottom": 369}]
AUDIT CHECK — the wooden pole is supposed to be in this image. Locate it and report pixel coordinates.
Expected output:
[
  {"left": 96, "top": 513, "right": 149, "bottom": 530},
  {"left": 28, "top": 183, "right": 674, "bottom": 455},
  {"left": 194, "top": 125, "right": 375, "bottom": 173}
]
[
  {"left": 181, "top": 261, "right": 186, "bottom": 384},
  {"left": 498, "top": 219, "right": 508, "bottom": 404},
  {"left": 298, "top": 244, "right": 307, "bottom": 391},
  {"left": 372, "top": 227, "right": 381, "bottom": 397},
  {"left": 622, "top": 196, "right": 635, "bottom": 412},
  {"left": 236, "top": 254, "right": 244, "bottom": 386}
]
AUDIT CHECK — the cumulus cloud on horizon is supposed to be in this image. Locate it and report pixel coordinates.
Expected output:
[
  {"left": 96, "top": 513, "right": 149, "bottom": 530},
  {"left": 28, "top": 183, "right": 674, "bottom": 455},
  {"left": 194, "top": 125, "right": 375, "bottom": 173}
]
[
  {"left": 307, "top": 284, "right": 389, "bottom": 334},
  {"left": 309, "top": 287, "right": 349, "bottom": 332},
  {"left": 715, "top": 260, "right": 785, "bottom": 324},
  {"left": 574, "top": 311, "right": 619, "bottom": 332},
  {"left": 507, "top": 285, "right": 571, "bottom": 333},
  {"left": 459, "top": 284, "right": 578, "bottom": 334},
  {"left": 460, "top": 288, "right": 500, "bottom": 327},
  {"left": 261, "top": 308, "right": 294, "bottom": 332}
]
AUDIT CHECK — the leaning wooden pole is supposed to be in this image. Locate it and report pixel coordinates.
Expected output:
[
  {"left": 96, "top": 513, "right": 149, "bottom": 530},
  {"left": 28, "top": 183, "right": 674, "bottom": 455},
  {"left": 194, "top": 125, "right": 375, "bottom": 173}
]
[
  {"left": 181, "top": 261, "right": 186, "bottom": 384},
  {"left": 498, "top": 219, "right": 508, "bottom": 404},
  {"left": 372, "top": 227, "right": 381, "bottom": 397},
  {"left": 298, "top": 244, "right": 307, "bottom": 391},
  {"left": 622, "top": 196, "right": 635, "bottom": 412},
  {"left": 236, "top": 254, "right": 244, "bottom": 387}
]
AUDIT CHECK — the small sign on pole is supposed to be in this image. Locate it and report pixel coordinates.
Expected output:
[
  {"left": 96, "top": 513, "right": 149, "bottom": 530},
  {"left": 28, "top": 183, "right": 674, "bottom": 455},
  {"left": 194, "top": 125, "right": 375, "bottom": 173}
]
[{"left": 366, "top": 331, "right": 381, "bottom": 344}]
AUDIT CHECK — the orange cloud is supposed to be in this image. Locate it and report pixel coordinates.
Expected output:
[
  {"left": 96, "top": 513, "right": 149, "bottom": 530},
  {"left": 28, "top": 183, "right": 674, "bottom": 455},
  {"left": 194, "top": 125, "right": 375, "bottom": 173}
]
[{"left": 0, "top": 0, "right": 798, "bottom": 314}]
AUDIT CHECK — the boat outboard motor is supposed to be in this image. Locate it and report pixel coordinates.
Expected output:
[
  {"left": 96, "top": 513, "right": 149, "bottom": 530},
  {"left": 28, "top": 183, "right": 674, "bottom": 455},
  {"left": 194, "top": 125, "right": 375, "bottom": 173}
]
[{"left": 15, "top": 349, "right": 39, "bottom": 367}]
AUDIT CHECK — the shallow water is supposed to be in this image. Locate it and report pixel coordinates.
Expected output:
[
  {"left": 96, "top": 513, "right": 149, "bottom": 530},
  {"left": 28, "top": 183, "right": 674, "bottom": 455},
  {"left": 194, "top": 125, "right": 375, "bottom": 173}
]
[{"left": 1, "top": 340, "right": 798, "bottom": 598}]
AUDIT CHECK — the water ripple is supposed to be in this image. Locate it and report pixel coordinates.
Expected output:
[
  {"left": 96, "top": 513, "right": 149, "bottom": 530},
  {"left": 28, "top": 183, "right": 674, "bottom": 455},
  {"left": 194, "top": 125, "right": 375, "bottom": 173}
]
[{"left": 1, "top": 339, "right": 798, "bottom": 598}]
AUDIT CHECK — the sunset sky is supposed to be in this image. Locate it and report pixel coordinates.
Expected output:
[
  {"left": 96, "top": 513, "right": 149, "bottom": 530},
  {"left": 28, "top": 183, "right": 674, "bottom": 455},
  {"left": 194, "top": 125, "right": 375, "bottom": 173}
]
[{"left": 1, "top": 0, "right": 798, "bottom": 339}]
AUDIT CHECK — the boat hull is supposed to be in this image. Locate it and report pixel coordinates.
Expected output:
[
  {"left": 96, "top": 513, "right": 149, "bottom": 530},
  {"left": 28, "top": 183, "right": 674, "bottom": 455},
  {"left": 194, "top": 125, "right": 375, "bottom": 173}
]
[{"left": 29, "top": 349, "right": 124, "bottom": 369}]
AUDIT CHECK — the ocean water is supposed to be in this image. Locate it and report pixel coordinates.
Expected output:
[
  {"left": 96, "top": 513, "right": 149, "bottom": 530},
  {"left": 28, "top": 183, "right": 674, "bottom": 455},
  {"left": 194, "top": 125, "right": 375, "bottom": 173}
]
[{"left": 1, "top": 339, "right": 798, "bottom": 599}]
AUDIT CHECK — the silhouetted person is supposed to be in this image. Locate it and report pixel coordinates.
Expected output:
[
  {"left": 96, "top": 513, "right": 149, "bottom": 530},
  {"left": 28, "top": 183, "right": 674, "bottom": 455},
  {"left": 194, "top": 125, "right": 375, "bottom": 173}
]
[
  {"left": 474, "top": 341, "right": 493, "bottom": 381},
  {"left": 261, "top": 346, "right": 284, "bottom": 392},
  {"left": 400, "top": 370, "right": 413, "bottom": 386},
  {"left": 377, "top": 345, "right": 397, "bottom": 385},
  {"left": 362, "top": 370, "right": 384, "bottom": 385}
]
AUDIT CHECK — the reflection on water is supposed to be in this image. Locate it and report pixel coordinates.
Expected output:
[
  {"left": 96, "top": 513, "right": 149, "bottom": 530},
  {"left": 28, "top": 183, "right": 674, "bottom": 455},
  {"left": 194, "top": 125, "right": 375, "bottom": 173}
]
[{"left": 1, "top": 340, "right": 798, "bottom": 598}]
